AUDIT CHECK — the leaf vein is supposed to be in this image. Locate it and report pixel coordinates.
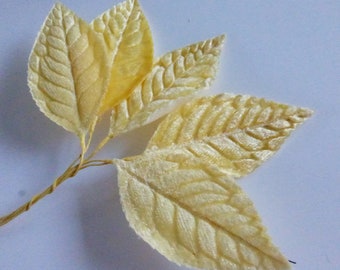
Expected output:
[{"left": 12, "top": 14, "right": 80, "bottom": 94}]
[
  {"left": 37, "top": 67, "right": 73, "bottom": 95},
  {"left": 43, "top": 57, "right": 71, "bottom": 80}
]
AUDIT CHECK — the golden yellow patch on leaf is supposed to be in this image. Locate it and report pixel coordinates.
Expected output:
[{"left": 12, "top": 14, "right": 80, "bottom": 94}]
[
  {"left": 28, "top": 3, "right": 110, "bottom": 139},
  {"left": 116, "top": 150, "right": 291, "bottom": 270},
  {"left": 91, "top": 0, "right": 154, "bottom": 113}
]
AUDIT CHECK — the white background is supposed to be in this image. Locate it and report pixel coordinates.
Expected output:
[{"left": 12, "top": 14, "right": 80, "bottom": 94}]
[{"left": 0, "top": 1, "right": 339, "bottom": 269}]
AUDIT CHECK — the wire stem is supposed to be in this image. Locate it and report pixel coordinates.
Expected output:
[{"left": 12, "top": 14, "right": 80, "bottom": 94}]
[
  {"left": 86, "top": 135, "right": 112, "bottom": 161},
  {"left": 0, "top": 160, "right": 78, "bottom": 226},
  {"left": 0, "top": 121, "right": 117, "bottom": 227},
  {"left": 0, "top": 142, "right": 113, "bottom": 227}
]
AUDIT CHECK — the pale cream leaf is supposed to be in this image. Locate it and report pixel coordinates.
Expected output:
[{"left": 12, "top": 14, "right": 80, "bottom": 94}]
[
  {"left": 147, "top": 94, "right": 313, "bottom": 178},
  {"left": 28, "top": 3, "right": 110, "bottom": 138},
  {"left": 116, "top": 150, "right": 291, "bottom": 270}
]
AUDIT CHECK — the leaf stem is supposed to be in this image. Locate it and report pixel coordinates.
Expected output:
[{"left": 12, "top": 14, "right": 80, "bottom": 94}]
[
  {"left": 81, "top": 159, "right": 113, "bottom": 169},
  {"left": 86, "top": 135, "right": 113, "bottom": 161}
]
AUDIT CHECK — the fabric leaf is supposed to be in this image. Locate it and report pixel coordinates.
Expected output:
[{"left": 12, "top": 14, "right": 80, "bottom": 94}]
[
  {"left": 28, "top": 3, "right": 110, "bottom": 138},
  {"left": 109, "top": 35, "right": 225, "bottom": 137},
  {"left": 147, "top": 94, "right": 312, "bottom": 178},
  {"left": 116, "top": 150, "right": 291, "bottom": 270},
  {"left": 91, "top": 0, "right": 154, "bottom": 113}
]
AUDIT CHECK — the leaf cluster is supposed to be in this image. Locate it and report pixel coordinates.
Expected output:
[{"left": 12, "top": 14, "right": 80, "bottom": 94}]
[{"left": 2, "top": 1, "right": 313, "bottom": 269}]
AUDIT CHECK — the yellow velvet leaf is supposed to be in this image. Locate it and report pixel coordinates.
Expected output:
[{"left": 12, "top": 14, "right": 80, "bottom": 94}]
[
  {"left": 109, "top": 35, "right": 225, "bottom": 137},
  {"left": 91, "top": 0, "right": 154, "bottom": 113},
  {"left": 116, "top": 150, "right": 291, "bottom": 270},
  {"left": 147, "top": 94, "right": 312, "bottom": 178},
  {"left": 28, "top": 3, "right": 110, "bottom": 138}
]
